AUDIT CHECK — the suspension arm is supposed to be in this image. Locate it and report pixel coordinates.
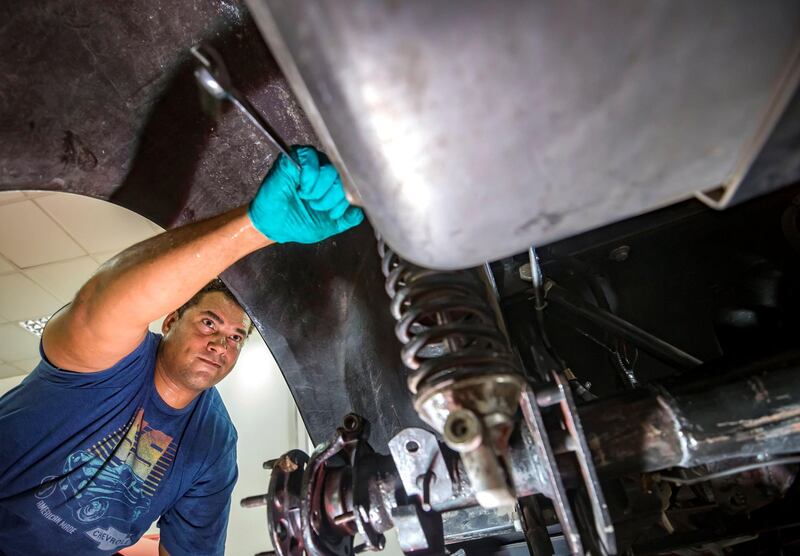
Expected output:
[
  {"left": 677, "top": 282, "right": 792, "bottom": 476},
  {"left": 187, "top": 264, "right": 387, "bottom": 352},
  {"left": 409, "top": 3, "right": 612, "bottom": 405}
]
[{"left": 580, "top": 352, "right": 800, "bottom": 475}]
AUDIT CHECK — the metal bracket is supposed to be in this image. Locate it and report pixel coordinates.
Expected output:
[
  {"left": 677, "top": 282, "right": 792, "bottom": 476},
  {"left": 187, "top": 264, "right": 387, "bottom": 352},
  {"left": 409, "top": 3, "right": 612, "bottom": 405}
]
[
  {"left": 522, "top": 374, "right": 617, "bottom": 555},
  {"left": 552, "top": 372, "right": 616, "bottom": 554},
  {"left": 267, "top": 450, "right": 310, "bottom": 556},
  {"left": 389, "top": 428, "right": 454, "bottom": 510},
  {"left": 519, "top": 386, "right": 584, "bottom": 555}
]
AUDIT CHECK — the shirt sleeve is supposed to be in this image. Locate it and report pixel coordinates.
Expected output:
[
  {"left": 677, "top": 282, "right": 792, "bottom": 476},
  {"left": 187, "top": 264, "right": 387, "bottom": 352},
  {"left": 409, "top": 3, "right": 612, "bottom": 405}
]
[
  {"left": 157, "top": 442, "right": 239, "bottom": 556},
  {"left": 35, "top": 331, "right": 160, "bottom": 389}
]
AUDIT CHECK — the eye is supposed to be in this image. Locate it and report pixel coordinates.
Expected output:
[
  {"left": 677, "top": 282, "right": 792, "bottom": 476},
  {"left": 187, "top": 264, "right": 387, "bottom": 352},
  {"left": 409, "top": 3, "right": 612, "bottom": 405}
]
[
  {"left": 201, "top": 318, "right": 215, "bottom": 329},
  {"left": 229, "top": 334, "right": 243, "bottom": 344}
]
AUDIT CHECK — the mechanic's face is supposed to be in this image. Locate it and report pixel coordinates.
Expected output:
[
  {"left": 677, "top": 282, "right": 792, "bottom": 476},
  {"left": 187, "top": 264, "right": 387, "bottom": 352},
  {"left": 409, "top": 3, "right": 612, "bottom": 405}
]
[{"left": 160, "top": 292, "right": 251, "bottom": 394}]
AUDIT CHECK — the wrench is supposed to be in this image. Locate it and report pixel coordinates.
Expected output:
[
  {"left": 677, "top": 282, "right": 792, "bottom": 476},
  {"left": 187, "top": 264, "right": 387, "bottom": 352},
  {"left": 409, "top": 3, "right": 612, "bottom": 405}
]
[{"left": 190, "top": 44, "right": 301, "bottom": 170}]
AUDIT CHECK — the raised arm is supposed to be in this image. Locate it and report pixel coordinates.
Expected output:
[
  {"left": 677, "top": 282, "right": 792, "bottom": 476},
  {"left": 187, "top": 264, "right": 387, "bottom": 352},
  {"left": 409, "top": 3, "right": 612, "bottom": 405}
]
[{"left": 42, "top": 147, "right": 363, "bottom": 372}]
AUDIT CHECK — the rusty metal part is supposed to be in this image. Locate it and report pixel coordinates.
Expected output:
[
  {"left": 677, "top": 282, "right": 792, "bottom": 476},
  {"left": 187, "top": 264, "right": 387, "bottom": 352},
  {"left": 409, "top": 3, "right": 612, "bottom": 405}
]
[
  {"left": 417, "top": 379, "right": 523, "bottom": 509},
  {"left": 441, "top": 505, "right": 518, "bottom": 544},
  {"left": 266, "top": 450, "right": 309, "bottom": 555},
  {"left": 263, "top": 416, "right": 376, "bottom": 556},
  {"left": 548, "top": 373, "right": 615, "bottom": 554},
  {"left": 519, "top": 386, "right": 583, "bottom": 555},
  {"left": 258, "top": 416, "right": 545, "bottom": 555},
  {"left": 240, "top": 493, "right": 269, "bottom": 508},
  {"left": 377, "top": 238, "right": 525, "bottom": 509},
  {"left": 256, "top": 346, "right": 800, "bottom": 555},
  {"left": 705, "top": 458, "right": 799, "bottom": 514},
  {"left": 310, "top": 415, "right": 391, "bottom": 555},
  {"left": 323, "top": 468, "right": 356, "bottom": 536},
  {"left": 391, "top": 504, "right": 445, "bottom": 554},
  {"left": 262, "top": 416, "right": 452, "bottom": 556},
  {"left": 581, "top": 353, "right": 800, "bottom": 475},
  {"left": 388, "top": 428, "right": 454, "bottom": 510},
  {"left": 443, "top": 409, "right": 483, "bottom": 453}
]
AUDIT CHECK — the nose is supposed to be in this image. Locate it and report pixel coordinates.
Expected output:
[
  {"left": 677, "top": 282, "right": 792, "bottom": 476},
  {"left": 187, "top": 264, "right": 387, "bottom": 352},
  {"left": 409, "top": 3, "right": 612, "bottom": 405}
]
[{"left": 207, "top": 335, "right": 228, "bottom": 353}]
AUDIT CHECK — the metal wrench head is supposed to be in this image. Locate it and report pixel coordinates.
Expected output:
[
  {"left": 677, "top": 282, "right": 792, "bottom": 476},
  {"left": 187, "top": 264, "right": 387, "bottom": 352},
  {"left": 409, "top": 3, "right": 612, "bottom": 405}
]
[
  {"left": 191, "top": 44, "right": 241, "bottom": 122},
  {"left": 190, "top": 45, "right": 233, "bottom": 91},
  {"left": 189, "top": 43, "right": 301, "bottom": 170},
  {"left": 194, "top": 66, "right": 228, "bottom": 102}
]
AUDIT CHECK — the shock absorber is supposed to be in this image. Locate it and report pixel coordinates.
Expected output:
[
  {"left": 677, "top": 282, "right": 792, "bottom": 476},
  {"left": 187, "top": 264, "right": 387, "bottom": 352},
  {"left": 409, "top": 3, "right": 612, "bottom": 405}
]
[{"left": 377, "top": 238, "right": 525, "bottom": 508}]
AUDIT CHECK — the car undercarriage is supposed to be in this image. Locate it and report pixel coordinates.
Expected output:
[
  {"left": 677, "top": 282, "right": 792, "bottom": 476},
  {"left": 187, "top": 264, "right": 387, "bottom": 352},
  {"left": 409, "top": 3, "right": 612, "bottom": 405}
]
[{"left": 3, "top": 1, "right": 800, "bottom": 554}]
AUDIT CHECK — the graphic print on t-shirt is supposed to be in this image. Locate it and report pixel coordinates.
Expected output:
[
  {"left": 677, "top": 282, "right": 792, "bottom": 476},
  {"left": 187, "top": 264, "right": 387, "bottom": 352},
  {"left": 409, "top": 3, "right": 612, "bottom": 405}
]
[{"left": 34, "top": 408, "right": 175, "bottom": 534}]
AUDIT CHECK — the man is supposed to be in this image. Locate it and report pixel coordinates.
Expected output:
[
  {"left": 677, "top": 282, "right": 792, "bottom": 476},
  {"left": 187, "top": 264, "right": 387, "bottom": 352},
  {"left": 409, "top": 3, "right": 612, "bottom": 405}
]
[{"left": 0, "top": 146, "right": 363, "bottom": 555}]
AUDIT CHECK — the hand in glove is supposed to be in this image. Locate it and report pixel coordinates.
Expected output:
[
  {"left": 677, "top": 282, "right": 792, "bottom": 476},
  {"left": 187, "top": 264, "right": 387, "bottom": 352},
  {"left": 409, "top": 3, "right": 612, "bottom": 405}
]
[{"left": 248, "top": 146, "right": 364, "bottom": 244}]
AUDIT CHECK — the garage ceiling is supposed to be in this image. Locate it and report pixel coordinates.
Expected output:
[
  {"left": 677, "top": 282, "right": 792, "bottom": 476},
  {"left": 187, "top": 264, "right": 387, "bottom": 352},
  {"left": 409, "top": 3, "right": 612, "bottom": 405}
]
[{"left": 0, "top": 190, "right": 162, "bottom": 378}]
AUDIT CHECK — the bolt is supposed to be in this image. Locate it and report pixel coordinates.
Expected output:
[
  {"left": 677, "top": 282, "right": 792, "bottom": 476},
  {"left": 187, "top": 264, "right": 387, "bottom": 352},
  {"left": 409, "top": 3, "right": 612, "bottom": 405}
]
[
  {"left": 240, "top": 494, "right": 269, "bottom": 508},
  {"left": 518, "top": 262, "right": 533, "bottom": 281},
  {"left": 342, "top": 413, "right": 361, "bottom": 432},
  {"left": 609, "top": 245, "right": 631, "bottom": 262},
  {"left": 535, "top": 385, "right": 562, "bottom": 407},
  {"left": 266, "top": 454, "right": 299, "bottom": 472},
  {"left": 443, "top": 409, "right": 482, "bottom": 452},
  {"left": 333, "top": 511, "right": 356, "bottom": 526}
]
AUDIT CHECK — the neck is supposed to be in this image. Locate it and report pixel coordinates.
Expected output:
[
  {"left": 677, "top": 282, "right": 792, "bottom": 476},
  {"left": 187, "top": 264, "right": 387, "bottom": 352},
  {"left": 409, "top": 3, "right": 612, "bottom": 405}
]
[{"left": 154, "top": 353, "right": 198, "bottom": 409}]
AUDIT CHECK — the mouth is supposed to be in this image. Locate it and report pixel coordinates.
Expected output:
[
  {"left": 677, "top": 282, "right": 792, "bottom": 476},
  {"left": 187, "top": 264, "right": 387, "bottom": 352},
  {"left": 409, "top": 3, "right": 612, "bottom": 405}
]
[{"left": 197, "top": 356, "right": 222, "bottom": 370}]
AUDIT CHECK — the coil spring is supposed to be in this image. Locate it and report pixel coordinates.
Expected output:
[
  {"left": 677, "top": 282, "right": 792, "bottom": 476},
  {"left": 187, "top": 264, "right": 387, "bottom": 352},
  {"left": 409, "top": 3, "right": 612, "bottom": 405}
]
[{"left": 377, "top": 238, "right": 519, "bottom": 395}]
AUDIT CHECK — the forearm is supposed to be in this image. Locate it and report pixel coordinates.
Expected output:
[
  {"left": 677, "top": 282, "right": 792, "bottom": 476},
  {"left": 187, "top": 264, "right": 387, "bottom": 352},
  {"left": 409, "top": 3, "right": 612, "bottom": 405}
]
[{"left": 82, "top": 205, "right": 271, "bottom": 329}]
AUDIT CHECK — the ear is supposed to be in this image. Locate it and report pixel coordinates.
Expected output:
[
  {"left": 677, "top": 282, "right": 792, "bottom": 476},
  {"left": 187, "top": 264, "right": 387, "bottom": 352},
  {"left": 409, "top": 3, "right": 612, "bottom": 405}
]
[{"left": 162, "top": 311, "right": 180, "bottom": 335}]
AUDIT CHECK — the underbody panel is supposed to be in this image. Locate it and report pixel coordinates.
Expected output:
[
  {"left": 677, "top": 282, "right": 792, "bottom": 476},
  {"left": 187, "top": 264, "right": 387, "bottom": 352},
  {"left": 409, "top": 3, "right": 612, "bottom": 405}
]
[{"left": 253, "top": 0, "right": 800, "bottom": 269}]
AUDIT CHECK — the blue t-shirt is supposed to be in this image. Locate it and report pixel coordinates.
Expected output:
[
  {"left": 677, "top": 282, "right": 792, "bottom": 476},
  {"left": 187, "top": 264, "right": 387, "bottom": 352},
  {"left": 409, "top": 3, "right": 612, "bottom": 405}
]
[{"left": 0, "top": 332, "right": 238, "bottom": 555}]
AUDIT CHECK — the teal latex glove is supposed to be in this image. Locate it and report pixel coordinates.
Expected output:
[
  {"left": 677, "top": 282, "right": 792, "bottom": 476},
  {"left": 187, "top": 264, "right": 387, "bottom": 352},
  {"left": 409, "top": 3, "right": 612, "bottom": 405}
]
[{"left": 248, "top": 146, "right": 364, "bottom": 244}]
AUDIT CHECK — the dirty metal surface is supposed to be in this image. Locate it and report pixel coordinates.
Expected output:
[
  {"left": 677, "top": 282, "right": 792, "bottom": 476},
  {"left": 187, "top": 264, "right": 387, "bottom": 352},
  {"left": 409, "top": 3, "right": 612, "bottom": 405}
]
[
  {"left": 254, "top": 0, "right": 800, "bottom": 270},
  {"left": 0, "top": 0, "right": 423, "bottom": 447},
  {"left": 580, "top": 352, "right": 800, "bottom": 475}
]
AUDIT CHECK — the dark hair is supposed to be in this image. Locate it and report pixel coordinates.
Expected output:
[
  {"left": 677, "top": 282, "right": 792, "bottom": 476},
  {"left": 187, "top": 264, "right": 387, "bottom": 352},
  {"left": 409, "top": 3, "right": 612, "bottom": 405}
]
[{"left": 176, "top": 278, "right": 254, "bottom": 336}]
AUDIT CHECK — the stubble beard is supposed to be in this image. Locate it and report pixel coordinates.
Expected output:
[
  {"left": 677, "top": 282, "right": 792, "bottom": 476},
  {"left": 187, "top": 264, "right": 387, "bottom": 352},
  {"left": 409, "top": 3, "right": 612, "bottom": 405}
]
[{"left": 176, "top": 362, "right": 218, "bottom": 393}]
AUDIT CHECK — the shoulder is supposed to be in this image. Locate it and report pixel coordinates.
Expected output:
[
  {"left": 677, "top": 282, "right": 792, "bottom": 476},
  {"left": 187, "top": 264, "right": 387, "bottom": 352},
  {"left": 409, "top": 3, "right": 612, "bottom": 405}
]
[{"left": 34, "top": 330, "right": 162, "bottom": 388}]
